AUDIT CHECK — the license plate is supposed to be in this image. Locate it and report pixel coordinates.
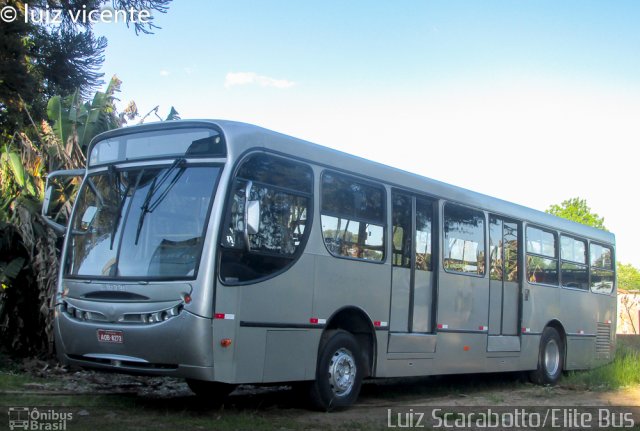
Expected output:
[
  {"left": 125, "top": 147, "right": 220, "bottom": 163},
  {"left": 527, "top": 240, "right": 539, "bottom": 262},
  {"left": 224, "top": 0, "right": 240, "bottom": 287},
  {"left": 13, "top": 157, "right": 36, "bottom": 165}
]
[{"left": 97, "top": 329, "right": 123, "bottom": 344}]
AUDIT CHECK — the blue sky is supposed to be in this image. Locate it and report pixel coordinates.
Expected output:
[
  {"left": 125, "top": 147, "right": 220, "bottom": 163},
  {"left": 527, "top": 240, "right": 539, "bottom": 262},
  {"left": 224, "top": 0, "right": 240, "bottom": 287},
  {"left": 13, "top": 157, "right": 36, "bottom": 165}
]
[{"left": 94, "top": 1, "right": 640, "bottom": 265}]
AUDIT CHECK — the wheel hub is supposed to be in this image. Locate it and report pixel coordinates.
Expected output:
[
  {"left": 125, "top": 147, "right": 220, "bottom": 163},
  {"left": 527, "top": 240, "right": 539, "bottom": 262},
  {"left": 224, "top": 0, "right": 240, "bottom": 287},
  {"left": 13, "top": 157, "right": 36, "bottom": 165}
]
[
  {"left": 544, "top": 339, "right": 560, "bottom": 376},
  {"left": 328, "top": 347, "right": 356, "bottom": 397}
]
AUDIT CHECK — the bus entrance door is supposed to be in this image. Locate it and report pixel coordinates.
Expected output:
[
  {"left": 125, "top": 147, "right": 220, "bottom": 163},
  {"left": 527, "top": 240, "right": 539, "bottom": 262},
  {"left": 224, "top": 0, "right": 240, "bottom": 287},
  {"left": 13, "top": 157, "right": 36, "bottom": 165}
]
[
  {"left": 387, "top": 193, "right": 436, "bottom": 354},
  {"left": 488, "top": 216, "right": 521, "bottom": 352}
]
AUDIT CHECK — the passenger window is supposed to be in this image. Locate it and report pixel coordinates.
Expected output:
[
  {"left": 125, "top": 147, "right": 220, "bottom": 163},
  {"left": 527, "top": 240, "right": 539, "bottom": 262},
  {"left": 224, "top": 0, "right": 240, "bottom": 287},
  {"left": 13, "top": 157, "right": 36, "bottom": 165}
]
[
  {"left": 321, "top": 172, "right": 385, "bottom": 262},
  {"left": 490, "top": 218, "right": 519, "bottom": 282},
  {"left": 560, "top": 235, "right": 588, "bottom": 290},
  {"left": 391, "top": 194, "right": 433, "bottom": 270},
  {"left": 526, "top": 226, "right": 558, "bottom": 285},
  {"left": 443, "top": 204, "right": 485, "bottom": 276},
  {"left": 590, "top": 243, "right": 614, "bottom": 294},
  {"left": 220, "top": 154, "right": 312, "bottom": 283},
  {"left": 392, "top": 194, "right": 412, "bottom": 268},
  {"left": 415, "top": 199, "right": 433, "bottom": 271}
]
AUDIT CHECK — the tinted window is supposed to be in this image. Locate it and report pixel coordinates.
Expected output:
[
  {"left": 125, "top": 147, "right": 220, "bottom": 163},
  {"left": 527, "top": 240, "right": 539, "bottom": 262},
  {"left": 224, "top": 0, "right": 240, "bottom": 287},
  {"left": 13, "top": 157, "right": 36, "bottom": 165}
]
[
  {"left": 392, "top": 194, "right": 412, "bottom": 268},
  {"left": 526, "top": 226, "right": 558, "bottom": 285},
  {"left": 220, "top": 154, "right": 312, "bottom": 283},
  {"left": 392, "top": 194, "right": 433, "bottom": 271},
  {"left": 321, "top": 172, "right": 385, "bottom": 262},
  {"left": 490, "top": 218, "right": 519, "bottom": 282},
  {"left": 591, "top": 244, "right": 613, "bottom": 270},
  {"left": 236, "top": 153, "right": 312, "bottom": 194},
  {"left": 560, "top": 235, "right": 588, "bottom": 290},
  {"left": 443, "top": 204, "right": 485, "bottom": 276},
  {"left": 561, "top": 236, "right": 586, "bottom": 264},
  {"left": 590, "top": 243, "right": 614, "bottom": 294},
  {"left": 415, "top": 199, "right": 433, "bottom": 271},
  {"left": 322, "top": 173, "right": 384, "bottom": 222}
]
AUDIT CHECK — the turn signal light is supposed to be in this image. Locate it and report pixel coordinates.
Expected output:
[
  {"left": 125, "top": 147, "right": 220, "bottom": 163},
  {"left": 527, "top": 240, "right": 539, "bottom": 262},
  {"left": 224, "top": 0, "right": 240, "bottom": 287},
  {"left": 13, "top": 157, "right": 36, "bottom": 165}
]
[{"left": 220, "top": 338, "right": 232, "bottom": 348}]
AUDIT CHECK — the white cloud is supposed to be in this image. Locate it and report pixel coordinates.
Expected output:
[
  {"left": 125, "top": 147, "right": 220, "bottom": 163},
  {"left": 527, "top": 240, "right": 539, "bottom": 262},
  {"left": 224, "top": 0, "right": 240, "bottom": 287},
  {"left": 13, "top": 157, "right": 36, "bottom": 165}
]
[
  {"left": 159, "top": 70, "right": 170, "bottom": 77},
  {"left": 224, "top": 72, "right": 295, "bottom": 89}
]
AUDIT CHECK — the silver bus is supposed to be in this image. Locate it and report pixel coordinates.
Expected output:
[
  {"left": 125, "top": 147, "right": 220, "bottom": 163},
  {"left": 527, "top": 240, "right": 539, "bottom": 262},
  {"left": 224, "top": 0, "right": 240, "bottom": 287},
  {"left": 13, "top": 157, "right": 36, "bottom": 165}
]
[{"left": 43, "top": 120, "right": 616, "bottom": 410}]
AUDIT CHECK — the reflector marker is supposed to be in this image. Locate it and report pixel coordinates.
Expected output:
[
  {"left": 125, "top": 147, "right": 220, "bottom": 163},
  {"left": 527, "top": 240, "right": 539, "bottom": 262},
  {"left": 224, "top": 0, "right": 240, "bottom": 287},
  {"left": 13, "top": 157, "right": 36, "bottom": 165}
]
[
  {"left": 374, "top": 321, "right": 388, "bottom": 328},
  {"left": 578, "top": 330, "right": 585, "bottom": 335},
  {"left": 606, "top": 320, "right": 612, "bottom": 324},
  {"left": 309, "top": 318, "right": 326, "bottom": 325},
  {"left": 522, "top": 327, "right": 531, "bottom": 333},
  {"left": 437, "top": 323, "right": 448, "bottom": 329},
  {"left": 214, "top": 313, "right": 235, "bottom": 320},
  {"left": 478, "top": 325, "right": 488, "bottom": 331}
]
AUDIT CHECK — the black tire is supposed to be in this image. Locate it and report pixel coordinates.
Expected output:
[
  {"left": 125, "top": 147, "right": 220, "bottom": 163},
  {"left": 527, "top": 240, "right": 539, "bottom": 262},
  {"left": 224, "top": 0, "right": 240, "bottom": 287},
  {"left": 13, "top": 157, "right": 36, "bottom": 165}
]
[
  {"left": 309, "top": 330, "right": 364, "bottom": 411},
  {"left": 529, "top": 327, "right": 564, "bottom": 385},
  {"left": 186, "top": 379, "right": 235, "bottom": 401}
]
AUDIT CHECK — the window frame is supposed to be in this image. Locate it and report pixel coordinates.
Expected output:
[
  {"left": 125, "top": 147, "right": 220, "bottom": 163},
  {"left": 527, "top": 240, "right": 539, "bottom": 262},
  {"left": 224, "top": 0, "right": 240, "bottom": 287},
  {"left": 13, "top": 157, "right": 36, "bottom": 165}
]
[
  {"left": 559, "top": 234, "right": 589, "bottom": 291},
  {"left": 218, "top": 151, "right": 315, "bottom": 286},
  {"left": 489, "top": 215, "right": 520, "bottom": 283},
  {"left": 589, "top": 241, "right": 615, "bottom": 295},
  {"left": 525, "top": 225, "right": 559, "bottom": 287},
  {"left": 442, "top": 202, "right": 487, "bottom": 278},
  {"left": 320, "top": 170, "right": 387, "bottom": 264},
  {"left": 391, "top": 191, "right": 435, "bottom": 272}
]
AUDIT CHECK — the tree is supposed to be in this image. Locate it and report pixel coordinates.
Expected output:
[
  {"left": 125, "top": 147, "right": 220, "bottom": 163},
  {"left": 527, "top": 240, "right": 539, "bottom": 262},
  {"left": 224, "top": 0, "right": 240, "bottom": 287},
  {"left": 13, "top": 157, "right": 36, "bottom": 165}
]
[
  {"left": 618, "top": 263, "right": 640, "bottom": 292},
  {"left": 0, "top": 0, "right": 171, "bottom": 137},
  {"left": 0, "top": 76, "right": 129, "bottom": 355},
  {"left": 545, "top": 197, "right": 607, "bottom": 231}
]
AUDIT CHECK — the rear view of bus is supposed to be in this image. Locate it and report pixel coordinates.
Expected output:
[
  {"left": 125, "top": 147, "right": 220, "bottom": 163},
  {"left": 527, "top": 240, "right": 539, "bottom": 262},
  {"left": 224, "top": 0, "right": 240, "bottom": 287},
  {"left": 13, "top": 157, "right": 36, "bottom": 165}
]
[{"left": 47, "top": 122, "right": 226, "bottom": 385}]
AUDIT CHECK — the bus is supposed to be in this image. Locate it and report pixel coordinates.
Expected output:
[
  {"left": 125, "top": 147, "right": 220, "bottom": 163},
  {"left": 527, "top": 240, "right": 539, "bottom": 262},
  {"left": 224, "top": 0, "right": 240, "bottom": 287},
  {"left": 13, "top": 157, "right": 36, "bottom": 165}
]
[{"left": 43, "top": 120, "right": 616, "bottom": 410}]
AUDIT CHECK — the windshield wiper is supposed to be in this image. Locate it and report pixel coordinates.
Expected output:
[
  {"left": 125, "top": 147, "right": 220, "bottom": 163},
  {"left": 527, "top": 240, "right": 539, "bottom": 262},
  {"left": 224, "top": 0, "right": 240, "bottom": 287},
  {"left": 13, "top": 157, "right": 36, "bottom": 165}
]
[{"left": 134, "top": 159, "right": 186, "bottom": 245}]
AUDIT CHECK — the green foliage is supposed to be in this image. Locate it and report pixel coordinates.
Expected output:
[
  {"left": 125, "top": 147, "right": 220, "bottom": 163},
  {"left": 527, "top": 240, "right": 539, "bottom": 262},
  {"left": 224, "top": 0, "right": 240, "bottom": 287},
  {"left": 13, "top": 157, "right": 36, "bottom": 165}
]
[
  {"left": 0, "top": 76, "right": 126, "bottom": 356},
  {"left": 546, "top": 197, "right": 607, "bottom": 231},
  {"left": 47, "top": 75, "right": 124, "bottom": 154},
  {"left": 165, "top": 106, "right": 181, "bottom": 121},
  {"left": 0, "top": 0, "right": 172, "bottom": 139},
  {"left": 564, "top": 342, "right": 640, "bottom": 390},
  {"left": 618, "top": 263, "right": 640, "bottom": 292}
]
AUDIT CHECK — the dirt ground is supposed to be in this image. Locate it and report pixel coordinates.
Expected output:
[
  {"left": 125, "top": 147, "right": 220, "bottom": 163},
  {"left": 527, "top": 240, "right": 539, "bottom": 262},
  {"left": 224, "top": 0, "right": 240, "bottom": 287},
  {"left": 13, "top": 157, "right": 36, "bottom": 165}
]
[{"left": 6, "top": 358, "right": 639, "bottom": 429}]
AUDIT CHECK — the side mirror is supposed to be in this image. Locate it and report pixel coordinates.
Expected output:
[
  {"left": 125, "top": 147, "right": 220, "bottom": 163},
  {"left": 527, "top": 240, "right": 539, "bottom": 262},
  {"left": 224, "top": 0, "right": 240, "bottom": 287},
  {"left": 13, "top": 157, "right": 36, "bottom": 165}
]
[{"left": 42, "top": 169, "right": 85, "bottom": 235}]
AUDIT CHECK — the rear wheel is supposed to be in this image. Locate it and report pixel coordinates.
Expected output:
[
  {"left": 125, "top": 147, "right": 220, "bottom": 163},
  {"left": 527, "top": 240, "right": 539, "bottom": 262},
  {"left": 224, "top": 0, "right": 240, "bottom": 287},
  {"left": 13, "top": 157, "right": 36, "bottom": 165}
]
[
  {"left": 309, "top": 330, "right": 363, "bottom": 411},
  {"left": 529, "top": 327, "right": 563, "bottom": 385}
]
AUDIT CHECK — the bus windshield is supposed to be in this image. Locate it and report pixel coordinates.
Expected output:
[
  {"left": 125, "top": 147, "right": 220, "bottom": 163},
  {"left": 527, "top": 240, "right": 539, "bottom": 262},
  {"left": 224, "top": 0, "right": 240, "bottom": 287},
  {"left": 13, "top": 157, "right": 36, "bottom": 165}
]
[{"left": 65, "top": 164, "right": 220, "bottom": 280}]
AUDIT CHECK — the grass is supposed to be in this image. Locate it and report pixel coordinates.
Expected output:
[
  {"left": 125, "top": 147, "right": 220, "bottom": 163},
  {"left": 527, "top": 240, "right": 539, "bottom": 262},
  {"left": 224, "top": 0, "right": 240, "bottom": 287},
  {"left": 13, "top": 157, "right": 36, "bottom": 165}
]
[
  {"left": 1, "top": 336, "right": 638, "bottom": 430},
  {"left": 563, "top": 342, "right": 640, "bottom": 391}
]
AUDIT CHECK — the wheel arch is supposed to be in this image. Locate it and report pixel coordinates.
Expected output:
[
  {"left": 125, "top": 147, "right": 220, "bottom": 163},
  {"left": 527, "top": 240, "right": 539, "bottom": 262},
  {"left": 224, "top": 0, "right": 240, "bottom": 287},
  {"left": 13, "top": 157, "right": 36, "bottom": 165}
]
[{"left": 321, "top": 306, "right": 377, "bottom": 377}]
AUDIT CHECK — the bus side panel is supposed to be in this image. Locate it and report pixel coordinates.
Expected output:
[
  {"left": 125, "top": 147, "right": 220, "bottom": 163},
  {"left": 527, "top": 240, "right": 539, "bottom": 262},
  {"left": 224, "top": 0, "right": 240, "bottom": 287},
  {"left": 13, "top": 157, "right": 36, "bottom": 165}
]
[
  {"left": 221, "top": 254, "right": 317, "bottom": 383},
  {"left": 562, "top": 288, "right": 598, "bottom": 369},
  {"left": 313, "top": 255, "right": 390, "bottom": 337},
  {"left": 520, "top": 283, "right": 560, "bottom": 370}
]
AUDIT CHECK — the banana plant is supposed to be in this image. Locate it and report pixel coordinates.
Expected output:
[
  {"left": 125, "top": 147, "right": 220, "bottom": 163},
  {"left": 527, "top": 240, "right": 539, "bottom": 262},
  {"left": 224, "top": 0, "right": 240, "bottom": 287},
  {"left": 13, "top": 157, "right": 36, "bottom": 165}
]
[{"left": 47, "top": 75, "right": 123, "bottom": 157}]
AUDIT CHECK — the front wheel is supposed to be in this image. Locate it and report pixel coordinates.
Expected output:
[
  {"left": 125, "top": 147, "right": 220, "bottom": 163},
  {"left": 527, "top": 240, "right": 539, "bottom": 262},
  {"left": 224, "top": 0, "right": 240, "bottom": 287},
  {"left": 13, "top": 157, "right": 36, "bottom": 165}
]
[
  {"left": 529, "top": 327, "right": 564, "bottom": 385},
  {"left": 309, "top": 330, "right": 364, "bottom": 411}
]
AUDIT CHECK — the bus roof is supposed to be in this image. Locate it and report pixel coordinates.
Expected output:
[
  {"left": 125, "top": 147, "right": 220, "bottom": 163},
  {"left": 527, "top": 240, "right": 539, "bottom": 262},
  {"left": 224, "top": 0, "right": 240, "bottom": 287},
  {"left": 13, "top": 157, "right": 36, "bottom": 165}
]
[{"left": 99, "top": 119, "right": 615, "bottom": 246}]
